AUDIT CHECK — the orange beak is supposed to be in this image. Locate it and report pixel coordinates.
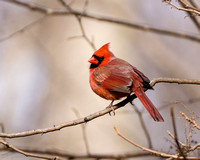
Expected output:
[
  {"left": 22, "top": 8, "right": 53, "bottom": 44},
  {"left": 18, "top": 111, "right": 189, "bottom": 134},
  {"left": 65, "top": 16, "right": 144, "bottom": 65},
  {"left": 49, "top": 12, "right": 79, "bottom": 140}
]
[{"left": 88, "top": 56, "right": 98, "bottom": 64}]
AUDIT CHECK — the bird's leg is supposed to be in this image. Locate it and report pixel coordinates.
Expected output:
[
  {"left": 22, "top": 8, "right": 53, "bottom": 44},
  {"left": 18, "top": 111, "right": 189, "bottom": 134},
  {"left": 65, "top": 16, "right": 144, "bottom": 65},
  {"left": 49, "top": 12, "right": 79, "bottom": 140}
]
[
  {"left": 127, "top": 94, "right": 133, "bottom": 105},
  {"left": 106, "top": 100, "right": 115, "bottom": 116}
]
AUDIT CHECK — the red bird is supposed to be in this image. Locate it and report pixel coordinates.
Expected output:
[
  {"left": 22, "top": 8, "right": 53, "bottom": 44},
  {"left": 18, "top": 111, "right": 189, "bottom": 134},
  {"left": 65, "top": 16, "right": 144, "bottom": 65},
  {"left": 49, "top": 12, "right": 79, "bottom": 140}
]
[{"left": 88, "top": 43, "right": 164, "bottom": 122}]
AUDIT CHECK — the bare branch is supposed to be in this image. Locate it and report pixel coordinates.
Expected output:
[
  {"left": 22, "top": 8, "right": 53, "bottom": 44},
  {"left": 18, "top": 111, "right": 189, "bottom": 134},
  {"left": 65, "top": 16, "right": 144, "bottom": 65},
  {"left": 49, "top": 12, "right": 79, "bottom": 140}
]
[
  {"left": 0, "top": 145, "right": 153, "bottom": 159},
  {"left": 58, "top": 0, "right": 96, "bottom": 50},
  {"left": 0, "top": 78, "right": 199, "bottom": 138},
  {"left": 170, "top": 107, "right": 186, "bottom": 159},
  {"left": 114, "top": 126, "right": 199, "bottom": 159},
  {"left": 130, "top": 104, "right": 152, "bottom": 149},
  {"left": 1, "top": 0, "right": 200, "bottom": 43},
  {"left": 72, "top": 108, "right": 90, "bottom": 154},
  {"left": 0, "top": 15, "right": 47, "bottom": 43},
  {"left": 164, "top": 0, "right": 200, "bottom": 16},
  {"left": 180, "top": 112, "right": 200, "bottom": 130},
  {"left": 150, "top": 78, "right": 200, "bottom": 87},
  {"left": 167, "top": 130, "right": 187, "bottom": 148},
  {"left": 178, "top": 0, "right": 200, "bottom": 31},
  {"left": 0, "top": 139, "right": 60, "bottom": 160}
]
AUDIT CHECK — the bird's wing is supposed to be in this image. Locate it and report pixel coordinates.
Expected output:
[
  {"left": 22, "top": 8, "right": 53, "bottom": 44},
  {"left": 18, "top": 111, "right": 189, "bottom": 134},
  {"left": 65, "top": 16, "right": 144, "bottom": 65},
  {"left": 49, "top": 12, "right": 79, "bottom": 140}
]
[{"left": 92, "top": 65, "right": 133, "bottom": 93}]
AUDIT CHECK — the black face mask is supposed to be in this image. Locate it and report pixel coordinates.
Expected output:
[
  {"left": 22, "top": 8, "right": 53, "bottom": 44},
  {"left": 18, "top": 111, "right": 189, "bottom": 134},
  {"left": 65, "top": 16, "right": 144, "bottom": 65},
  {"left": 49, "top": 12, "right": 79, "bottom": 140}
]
[{"left": 89, "top": 55, "right": 104, "bottom": 69}]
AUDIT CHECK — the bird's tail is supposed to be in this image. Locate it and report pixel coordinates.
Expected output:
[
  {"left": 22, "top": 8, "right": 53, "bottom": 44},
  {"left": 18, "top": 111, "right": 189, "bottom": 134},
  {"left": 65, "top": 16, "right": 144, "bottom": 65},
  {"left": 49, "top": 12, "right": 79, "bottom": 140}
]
[{"left": 134, "top": 87, "right": 164, "bottom": 122}]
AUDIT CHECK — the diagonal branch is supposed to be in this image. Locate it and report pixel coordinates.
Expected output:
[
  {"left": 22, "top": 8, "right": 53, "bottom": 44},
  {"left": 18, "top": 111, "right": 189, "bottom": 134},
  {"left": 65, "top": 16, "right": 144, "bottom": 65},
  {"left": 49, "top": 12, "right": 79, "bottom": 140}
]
[
  {"left": 0, "top": 78, "right": 199, "bottom": 138},
  {"left": 0, "top": 78, "right": 200, "bottom": 138},
  {"left": 58, "top": 0, "right": 96, "bottom": 50},
  {"left": 113, "top": 126, "right": 199, "bottom": 159},
  {"left": 164, "top": 0, "right": 200, "bottom": 16},
  {"left": 0, "top": 139, "right": 60, "bottom": 160},
  {"left": 180, "top": 112, "right": 200, "bottom": 130},
  {"left": 178, "top": 0, "right": 200, "bottom": 31}
]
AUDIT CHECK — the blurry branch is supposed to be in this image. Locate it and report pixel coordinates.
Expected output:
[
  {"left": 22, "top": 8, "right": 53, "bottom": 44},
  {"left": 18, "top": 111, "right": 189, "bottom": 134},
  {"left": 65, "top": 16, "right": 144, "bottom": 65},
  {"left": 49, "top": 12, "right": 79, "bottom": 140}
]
[
  {"left": 0, "top": 139, "right": 60, "bottom": 160},
  {"left": 114, "top": 109, "right": 200, "bottom": 160},
  {"left": 1, "top": 0, "right": 200, "bottom": 43},
  {"left": 179, "top": 0, "right": 200, "bottom": 31},
  {"left": 58, "top": 0, "right": 96, "bottom": 50},
  {"left": 130, "top": 104, "right": 152, "bottom": 149},
  {"left": 0, "top": 123, "right": 5, "bottom": 133},
  {"left": 114, "top": 126, "right": 199, "bottom": 159},
  {"left": 170, "top": 107, "right": 186, "bottom": 159},
  {"left": 0, "top": 78, "right": 199, "bottom": 138},
  {"left": 72, "top": 108, "right": 90, "bottom": 154},
  {"left": 180, "top": 112, "right": 200, "bottom": 130},
  {"left": 0, "top": 79, "right": 198, "bottom": 138},
  {"left": 0, "top": 146, "right": 153, "bottom": 159},
  {"left": 164, "top": 0, "right": 200, "bottom": 16},
  {"left": 0, "top": 16, "right": 47, "bottom": 43},
  {"left": 167, "top": 111, "right": 200, "bottom": 158}
]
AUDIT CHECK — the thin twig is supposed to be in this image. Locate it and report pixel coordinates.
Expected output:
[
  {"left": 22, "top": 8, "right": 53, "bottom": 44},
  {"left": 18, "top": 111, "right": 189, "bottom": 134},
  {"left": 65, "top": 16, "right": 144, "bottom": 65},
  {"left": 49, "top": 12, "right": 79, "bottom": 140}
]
[
  {"left": 0, "top": 15, "right": 47, "bottom": 42},
  {"left": 0, "top": 139, "right": 60, "bottom": 160},
  {"left": 178, "top": 0, "right": 200, "bottom": 31},
  {"left": 114, "top": 126, "right": 199, "bottom": 159},
  {"left": 130, "top": 104, "right": 152, "bottom": 149},
  {"left": 170, "top": 107, "right": 186, "bottom": 159},
  {"left": 0, "top": 123, "right": 5, "bottom": 133},
  {"left": 0, "top": 145, "right": 154, "bottom": 159},
  {"left": 72, "top": 108, "right": 90, "bottom": 154},
  {"left": 2, "top": 0, "right": 200, "bottom": 43},
  {"left": 164, "top": 0, "right": 200, "bottom": 16},
  {"left": 58, "top": 0, "right": 96, "bottom": 50},
  {"left": 180, "top": 112, "right": 200, "bottom": 130},
  {"left": 167, "top": 130, "right": 187, "bottom": 148}
]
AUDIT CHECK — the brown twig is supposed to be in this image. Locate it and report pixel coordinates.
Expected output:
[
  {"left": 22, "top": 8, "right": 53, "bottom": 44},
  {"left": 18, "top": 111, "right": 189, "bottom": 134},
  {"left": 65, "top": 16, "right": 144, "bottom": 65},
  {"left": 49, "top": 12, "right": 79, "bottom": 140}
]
[
  {"left": 1, "top": 0, "right": 200, "bottom": 43},
  {"left": 170, "top": 107, "right": 186, "bottom": 159},
  {"left": 150, "top": 78, "right": 200, "bottom": 87},
  {"left": 0, "top": 139, "right": 61, "bottom": 160},
  {"left": 130, "top": 104, "right": 152, "bottom": 149},
  {"left": 0, "top": 145, "right": 153, "bottom": 159},
  {"left": 114, "top": 126, "right": 199, "bottom": 159},
  {"left": 164, "top": 0, "right": 200, "bottom": 16},
  {"left": 0, "top": 78, "right": 199, "bottom": 138},
  {"left": 178, "top": 0, "right": 200, "bottom": 31},
  {"left": 180, "top": 112, "right": 200, "bottom": 130},
  {"left": 58, "top": 0, "right": 96, "bottom": 50},
  {"left": 167, "top": 130, "right": 188, "bottom": 148},
  {"left": 72, "top": 108, "right": 90, "bottom": 154}
]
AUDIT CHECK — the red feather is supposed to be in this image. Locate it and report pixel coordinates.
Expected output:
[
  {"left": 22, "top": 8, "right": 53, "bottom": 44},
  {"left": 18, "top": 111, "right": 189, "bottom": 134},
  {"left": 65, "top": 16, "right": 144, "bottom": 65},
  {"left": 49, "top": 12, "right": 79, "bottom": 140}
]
[{"left": 89, "top": 43, "right": 164, "bottom": 122}]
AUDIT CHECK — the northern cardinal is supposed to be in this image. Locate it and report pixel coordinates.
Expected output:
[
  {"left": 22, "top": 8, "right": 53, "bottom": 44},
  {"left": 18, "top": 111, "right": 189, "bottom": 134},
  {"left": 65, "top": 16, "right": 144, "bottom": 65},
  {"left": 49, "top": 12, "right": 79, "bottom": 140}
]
[{"left": 88, "top": 43, "right": 164, "bottom": 121}]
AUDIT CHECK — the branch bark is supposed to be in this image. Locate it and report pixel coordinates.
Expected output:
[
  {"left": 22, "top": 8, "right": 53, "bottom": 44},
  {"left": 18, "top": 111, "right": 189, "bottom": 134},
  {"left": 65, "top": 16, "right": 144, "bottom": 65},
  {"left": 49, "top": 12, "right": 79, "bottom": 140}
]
[{"left": 0, "top": 78, "right": 199, "bottom": 138}]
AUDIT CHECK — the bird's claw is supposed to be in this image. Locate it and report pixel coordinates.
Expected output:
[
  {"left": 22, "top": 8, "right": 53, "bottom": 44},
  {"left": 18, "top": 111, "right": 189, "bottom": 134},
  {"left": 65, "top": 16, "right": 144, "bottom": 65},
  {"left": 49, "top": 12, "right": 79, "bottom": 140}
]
[{"left": 107, "top": 100, "right": 115, "bottom": 116}]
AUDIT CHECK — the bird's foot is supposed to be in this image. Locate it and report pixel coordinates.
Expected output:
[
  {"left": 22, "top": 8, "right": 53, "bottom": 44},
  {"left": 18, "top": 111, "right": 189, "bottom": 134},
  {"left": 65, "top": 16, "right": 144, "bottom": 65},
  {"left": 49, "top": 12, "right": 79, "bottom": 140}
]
[{"left": 106, "top": 100, "right": 115, "bottom": 116}]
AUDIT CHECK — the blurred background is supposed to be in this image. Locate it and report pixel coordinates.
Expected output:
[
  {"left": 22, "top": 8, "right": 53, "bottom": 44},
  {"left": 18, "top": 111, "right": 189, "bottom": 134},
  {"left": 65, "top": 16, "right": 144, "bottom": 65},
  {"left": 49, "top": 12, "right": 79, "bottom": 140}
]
[{"left": 0, "top": 0, "right": 200, "bottom": 159}]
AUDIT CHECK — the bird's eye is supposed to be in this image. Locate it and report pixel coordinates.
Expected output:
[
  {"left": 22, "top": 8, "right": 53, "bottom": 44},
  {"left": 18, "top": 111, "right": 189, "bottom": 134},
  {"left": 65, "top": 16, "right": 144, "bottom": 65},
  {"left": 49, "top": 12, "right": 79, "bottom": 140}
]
[{"left": 99, "top": 57, "right": 104, "bottom": 61}]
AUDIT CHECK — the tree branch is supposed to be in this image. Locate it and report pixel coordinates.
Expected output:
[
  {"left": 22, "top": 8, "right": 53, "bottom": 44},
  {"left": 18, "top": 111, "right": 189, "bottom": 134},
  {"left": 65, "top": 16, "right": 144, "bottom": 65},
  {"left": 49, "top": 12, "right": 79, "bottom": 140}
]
[
  {"left": 0, "top": 78, "right": 198, "bottom": 138},
  {"left": 170, "top": 107, "right": 186, "bottom": 159},
  {"left": 0, "top": 139, "right": 60, "bottom": 160},
  {"left": 114, "top": 126, "right": 199, "bottom": 159},
  {"left": 164, "top": 0, "right": 200, "bottom": 16},
  {"left": 180, "top": 112, "right": 200, "bottom": 130},
  {"left": 1, "top": 0, "right": 200, "bottom": 43},
  {"left": 0, "top": 145, "right": 153, "bottom": 159}
]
